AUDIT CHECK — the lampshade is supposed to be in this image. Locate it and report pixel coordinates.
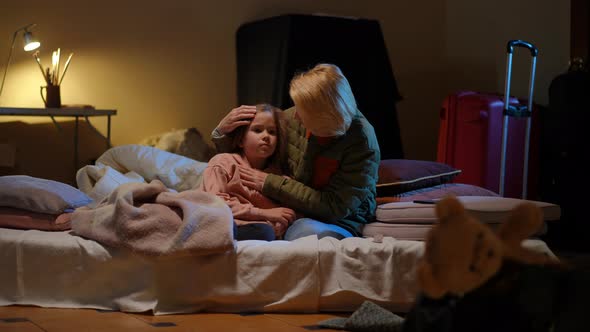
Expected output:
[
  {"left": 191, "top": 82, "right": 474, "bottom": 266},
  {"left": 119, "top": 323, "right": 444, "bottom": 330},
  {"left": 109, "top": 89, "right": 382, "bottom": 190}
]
[{"left": 23, "top": 30, "right": 40, "bottom": 51}]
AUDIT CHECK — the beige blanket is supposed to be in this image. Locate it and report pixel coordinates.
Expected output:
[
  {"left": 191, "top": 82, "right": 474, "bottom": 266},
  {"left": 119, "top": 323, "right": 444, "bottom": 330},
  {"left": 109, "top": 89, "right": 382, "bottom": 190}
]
[{"left": 71, "top": 180, "right": 235, "bottom": 257}]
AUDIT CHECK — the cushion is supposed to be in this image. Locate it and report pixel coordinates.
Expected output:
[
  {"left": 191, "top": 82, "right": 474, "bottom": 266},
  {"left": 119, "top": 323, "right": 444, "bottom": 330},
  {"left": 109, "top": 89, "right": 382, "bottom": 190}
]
[
  {"left": 375, "top": 196, "right": 561, "bottom": 224},
  {"left": 376, "top": 159, "right": 461, "bottom": 196},
  {"left": 0, "top": 175, "right": 92, "bottom": 214},
  {"left": 376, "top": 183, "right": 498, "bottom": 205},
  {"left": 0, "top": 207, "right": 72, "bottom": 231}
]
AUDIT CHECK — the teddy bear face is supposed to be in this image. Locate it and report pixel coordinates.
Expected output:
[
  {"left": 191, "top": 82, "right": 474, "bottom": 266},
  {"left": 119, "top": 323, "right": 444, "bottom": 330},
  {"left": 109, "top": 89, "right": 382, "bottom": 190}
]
[
  {"left": 418, "top": 196, "right": 508, "bottom": 298},
  {"left": 417, "top": 196, "right": 552, "bottom": 299},
  {"left": 427, "top": 216, "right": 504, "bottom": 295}
]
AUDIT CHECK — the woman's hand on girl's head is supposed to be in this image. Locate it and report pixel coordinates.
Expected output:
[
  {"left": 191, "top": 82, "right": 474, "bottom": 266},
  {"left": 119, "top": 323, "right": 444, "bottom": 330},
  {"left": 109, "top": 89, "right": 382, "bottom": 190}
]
[
  {"left": 239, "top": 166, "right": 268, "bottom": 192},
  {"left": 217, "top": 105, "right": 257, "bottom": 135}
]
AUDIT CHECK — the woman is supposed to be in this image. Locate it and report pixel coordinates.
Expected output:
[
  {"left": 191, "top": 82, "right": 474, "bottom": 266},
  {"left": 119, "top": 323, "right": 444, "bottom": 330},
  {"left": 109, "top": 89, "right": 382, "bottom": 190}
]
[{"left": 212, "top": 64, "right": 380, "bottom": 240}]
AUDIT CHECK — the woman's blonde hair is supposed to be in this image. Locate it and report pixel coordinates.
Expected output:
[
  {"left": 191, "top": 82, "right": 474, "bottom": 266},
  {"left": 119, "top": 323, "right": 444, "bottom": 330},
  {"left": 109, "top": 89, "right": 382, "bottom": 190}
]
[
  {"left": 289, "top": 63, "right": 357, "bottom": 137},
  {"left": 229, "top": 103, "right": 287, "bottom": 173}
]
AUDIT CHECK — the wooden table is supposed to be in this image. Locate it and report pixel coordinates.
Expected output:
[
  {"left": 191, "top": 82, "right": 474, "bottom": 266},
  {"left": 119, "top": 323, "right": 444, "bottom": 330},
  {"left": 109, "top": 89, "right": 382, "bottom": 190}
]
[{"left": 0, "top": 107, "right": 117, "bottom": 170}]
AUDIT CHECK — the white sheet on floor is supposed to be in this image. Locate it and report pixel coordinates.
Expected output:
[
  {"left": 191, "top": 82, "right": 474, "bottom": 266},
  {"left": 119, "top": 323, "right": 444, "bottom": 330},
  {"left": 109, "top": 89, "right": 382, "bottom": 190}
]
[{"left": 0, "top": 228, "right": 554, "bottom": 314}]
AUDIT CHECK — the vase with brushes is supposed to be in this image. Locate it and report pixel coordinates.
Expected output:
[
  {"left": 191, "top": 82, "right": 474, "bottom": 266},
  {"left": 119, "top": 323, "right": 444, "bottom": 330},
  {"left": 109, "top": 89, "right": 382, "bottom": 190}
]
[{"left": 34, "top": 48, "right": 73, "bottom": 108}]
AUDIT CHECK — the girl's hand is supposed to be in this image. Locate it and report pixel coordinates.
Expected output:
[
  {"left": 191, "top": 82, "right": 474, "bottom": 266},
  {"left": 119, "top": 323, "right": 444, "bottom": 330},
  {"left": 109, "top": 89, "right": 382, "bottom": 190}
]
[
  {"left": 216, "top": 105, "right": 257, "bottom": 135},
  {"left": 262, "top": 207, "right": 296, "bottom": 228},
  {"left": 239, "top": 166, "right": 269, "bottom": 192},
  {"left": 271, "top": 221, "right": 286, "bottom": 238}
]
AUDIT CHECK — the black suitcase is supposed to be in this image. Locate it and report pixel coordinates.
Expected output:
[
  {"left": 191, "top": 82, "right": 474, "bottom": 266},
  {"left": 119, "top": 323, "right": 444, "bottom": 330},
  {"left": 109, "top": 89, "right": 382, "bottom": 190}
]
[
  {"left": 541, "top": 61, "right": 590, "bottom": 251},
  {"left": 236, "top": 14, "right": 404, "bottom": 159}
]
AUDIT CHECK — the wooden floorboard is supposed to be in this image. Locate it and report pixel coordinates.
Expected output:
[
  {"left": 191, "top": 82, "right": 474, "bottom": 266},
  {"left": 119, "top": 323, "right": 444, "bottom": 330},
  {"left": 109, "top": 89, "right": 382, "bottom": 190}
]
[{"left": 0, "top": 305, "right": 347, "bottom": 332}]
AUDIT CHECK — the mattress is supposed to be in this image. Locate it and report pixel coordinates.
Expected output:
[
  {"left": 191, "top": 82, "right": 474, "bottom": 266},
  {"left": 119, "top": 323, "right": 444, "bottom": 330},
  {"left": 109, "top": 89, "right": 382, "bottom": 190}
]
[
  {"left": 364, "top": 196, "right": 560, "bottom": 240},
  {"left": 363, "top": 221, "right": 500, "bottom": 241},
  {"left": 0, "top": 228, "right": 421, "bottom": 314},
  {"left": 0, "top": 228, "right": 556, "bottom": 314}
]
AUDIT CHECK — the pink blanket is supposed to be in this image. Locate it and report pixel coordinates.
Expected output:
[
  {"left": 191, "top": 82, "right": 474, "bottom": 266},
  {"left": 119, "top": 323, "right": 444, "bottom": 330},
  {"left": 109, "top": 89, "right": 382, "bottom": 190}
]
[{"left": 71, "top": 180, "right": 235, "bottom": 257}]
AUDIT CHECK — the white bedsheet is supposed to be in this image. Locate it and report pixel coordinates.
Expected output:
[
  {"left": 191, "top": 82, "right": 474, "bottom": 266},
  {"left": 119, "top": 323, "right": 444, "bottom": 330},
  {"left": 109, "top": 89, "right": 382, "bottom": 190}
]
[{"left": 0, "top": 228, "right": 554, "bottom": 314}]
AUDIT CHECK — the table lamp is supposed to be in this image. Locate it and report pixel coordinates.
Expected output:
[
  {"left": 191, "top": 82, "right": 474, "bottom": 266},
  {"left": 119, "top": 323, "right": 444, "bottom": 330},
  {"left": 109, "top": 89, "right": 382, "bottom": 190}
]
[{"left": 0, "top": 23, "right": 41, "bottom": 103}]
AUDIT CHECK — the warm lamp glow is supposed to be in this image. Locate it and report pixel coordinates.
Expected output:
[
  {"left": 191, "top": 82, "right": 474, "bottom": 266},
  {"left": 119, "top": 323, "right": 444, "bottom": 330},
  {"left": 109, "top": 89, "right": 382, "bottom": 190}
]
[
  {"left": 23, "top": 31, "right": 41, "bottom": 51},
  {"left": 24, "top": 42, "right": 40, "bottom": 52}
]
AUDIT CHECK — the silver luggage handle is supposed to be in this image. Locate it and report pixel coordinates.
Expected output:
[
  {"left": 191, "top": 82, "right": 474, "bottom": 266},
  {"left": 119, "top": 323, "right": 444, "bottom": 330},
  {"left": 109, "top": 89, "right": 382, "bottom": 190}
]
[
  {"left": 500, "top": 39, "right": 538, "bottom": 198},
  {"left": 507, "top": 40, "right": 538, "bottom": 56},
  {"left": 503, "top": 40, "right": 538, "bottom": 117}
]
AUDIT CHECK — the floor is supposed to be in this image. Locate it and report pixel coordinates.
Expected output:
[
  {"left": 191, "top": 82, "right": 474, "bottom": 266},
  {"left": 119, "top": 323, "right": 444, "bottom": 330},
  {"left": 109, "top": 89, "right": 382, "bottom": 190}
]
[{"left": 0, "top": 305, "right": 348, "bottom": 332}]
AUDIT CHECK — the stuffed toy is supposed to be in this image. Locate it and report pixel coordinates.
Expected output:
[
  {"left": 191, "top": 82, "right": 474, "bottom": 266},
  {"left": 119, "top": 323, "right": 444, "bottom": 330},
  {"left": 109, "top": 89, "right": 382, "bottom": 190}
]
[
  {"left": 140, "top": 127, "right": 215, "bottom": 162},
  {"left": 416, "top": 195, "right": 553, "bottom": 299},
  {"left": 402, "top": 196, "right": 588, "bottom": 332}
]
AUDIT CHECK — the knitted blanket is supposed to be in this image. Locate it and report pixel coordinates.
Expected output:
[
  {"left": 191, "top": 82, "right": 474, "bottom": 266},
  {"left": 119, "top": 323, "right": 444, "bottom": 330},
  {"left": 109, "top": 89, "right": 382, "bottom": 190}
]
[{"left": 71, "top": 180, "right": 235, "bottom": 257}]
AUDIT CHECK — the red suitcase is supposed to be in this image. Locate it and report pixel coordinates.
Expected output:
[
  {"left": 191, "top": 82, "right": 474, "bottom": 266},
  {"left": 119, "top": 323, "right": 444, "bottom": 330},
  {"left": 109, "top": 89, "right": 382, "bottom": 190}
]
[{"left": 437, "top": 40, "right": 540, "bottom": 199}]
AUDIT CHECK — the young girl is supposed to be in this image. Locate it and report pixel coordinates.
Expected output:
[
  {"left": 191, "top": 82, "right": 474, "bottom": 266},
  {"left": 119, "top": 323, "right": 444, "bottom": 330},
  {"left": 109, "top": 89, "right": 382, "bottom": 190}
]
[{"left": 199, "top": 104, "right": 296, "bottom": 241}]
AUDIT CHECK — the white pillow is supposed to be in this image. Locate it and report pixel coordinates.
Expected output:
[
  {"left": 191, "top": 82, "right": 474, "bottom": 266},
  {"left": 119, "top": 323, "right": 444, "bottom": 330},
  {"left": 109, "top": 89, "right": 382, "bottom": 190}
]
[
  {"left": 0, "top": 175, "right": 92, "bottom": 214},
  {"left": 94, "top": 144, "right": 207, "bottom": 191},
  {"left": 76, "top": 165, "right": 146, "bottom": 207}
]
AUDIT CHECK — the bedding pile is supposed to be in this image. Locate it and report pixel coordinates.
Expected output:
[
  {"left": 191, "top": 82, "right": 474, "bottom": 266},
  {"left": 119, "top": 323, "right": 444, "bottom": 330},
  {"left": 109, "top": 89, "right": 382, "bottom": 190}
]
[{"left": 0, "top": 147, "right": 562, "bottom": 314}]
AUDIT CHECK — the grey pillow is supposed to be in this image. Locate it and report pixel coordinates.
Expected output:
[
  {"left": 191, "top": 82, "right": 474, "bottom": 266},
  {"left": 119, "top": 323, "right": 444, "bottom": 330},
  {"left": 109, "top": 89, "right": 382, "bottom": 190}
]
[{"left": 0, "top": 175, "right": 92, "bottom": 214}]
